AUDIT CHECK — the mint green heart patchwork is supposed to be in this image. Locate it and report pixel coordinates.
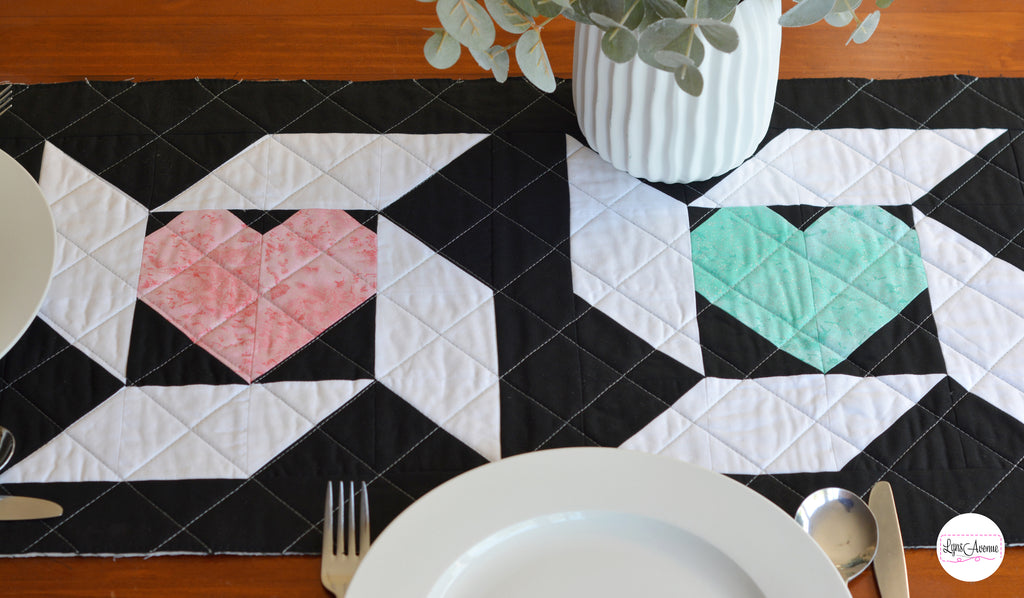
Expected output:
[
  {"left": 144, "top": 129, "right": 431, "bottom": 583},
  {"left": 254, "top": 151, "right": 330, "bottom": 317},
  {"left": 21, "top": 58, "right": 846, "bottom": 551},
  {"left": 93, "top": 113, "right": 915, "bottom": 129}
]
[{"left": 691, "top": 206, "right": 928, "bottom": 372}]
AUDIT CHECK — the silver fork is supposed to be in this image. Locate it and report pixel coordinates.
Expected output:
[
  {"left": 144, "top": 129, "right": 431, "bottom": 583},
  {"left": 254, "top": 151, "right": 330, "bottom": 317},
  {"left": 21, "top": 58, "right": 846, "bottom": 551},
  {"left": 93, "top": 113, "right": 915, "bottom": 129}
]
[
  {"left": 0, "top": 84, "right": 12, "bottom": 117},
  {"left": 321, "top": 481, "right": 371, "bottom": 597}
]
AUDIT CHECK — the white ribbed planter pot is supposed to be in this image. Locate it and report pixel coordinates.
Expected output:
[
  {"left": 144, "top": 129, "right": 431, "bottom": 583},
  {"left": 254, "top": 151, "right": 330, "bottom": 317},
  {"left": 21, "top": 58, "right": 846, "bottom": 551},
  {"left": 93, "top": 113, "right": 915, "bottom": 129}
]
[{"left": 572, "top": 0, "right": 782, "bottom": 183}]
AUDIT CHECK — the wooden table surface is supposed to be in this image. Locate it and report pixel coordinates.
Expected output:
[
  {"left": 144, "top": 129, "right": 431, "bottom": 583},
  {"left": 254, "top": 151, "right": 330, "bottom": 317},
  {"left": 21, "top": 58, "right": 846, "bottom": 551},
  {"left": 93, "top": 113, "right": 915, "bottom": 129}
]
[{"left": 1, "top": 0, "right": 1023, "bottom": 596}]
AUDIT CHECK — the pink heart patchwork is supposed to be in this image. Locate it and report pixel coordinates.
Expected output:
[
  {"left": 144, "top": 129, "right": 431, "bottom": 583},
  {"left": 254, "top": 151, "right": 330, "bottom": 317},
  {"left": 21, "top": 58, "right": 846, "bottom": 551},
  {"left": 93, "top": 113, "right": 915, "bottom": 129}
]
[{"left": 138, "top": 209, "right": 377, "bottom": 382}]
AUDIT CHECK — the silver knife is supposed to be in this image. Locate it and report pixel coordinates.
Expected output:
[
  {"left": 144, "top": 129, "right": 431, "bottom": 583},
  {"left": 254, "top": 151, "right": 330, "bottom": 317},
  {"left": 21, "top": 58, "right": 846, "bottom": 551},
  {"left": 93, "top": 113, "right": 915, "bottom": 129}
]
[
  {"left": 868, "top": 482, "right": 909, "bottom": 598},
  {"left": 0, "top": 495, "right": 63, "bottom": 520}
]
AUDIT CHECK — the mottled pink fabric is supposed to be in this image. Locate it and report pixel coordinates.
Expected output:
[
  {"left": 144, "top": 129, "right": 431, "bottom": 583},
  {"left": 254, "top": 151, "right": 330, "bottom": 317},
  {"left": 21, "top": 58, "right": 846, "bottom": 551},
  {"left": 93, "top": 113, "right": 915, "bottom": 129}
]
[{"left": 138, "top": 209, "right": 377, "bottom": 382}]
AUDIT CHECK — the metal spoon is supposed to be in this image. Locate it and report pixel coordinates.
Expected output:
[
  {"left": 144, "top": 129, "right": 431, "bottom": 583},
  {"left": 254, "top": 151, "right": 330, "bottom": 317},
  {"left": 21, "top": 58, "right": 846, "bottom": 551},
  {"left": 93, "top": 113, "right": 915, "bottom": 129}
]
[
  {"left": 795, "top": 487, "right": 879, "bottom": 583},
  {"left": 0, "top": 427, "right": 14, "bottom": 471}
]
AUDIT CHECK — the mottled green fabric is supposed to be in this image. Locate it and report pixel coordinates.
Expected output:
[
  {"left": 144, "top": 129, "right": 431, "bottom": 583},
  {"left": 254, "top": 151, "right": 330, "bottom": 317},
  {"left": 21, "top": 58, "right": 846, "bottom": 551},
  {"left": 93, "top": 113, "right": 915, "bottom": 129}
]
[{"left": 691, "top": 206, "right": 928, "bottom": 372}]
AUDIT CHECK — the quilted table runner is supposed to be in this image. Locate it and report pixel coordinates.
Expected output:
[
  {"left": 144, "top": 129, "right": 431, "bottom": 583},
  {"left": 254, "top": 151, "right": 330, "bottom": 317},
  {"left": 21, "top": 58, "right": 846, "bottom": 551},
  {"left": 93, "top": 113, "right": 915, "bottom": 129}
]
[{"left": 1, "top": 77, "right": 1023, "bottom": 555}]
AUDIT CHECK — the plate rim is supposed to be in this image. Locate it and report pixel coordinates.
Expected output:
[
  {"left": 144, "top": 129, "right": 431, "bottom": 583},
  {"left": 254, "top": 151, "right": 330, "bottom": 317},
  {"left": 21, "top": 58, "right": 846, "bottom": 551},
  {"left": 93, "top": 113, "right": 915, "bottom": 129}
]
[
  {"left": 0, "top": 150, "right": 55, "bottom": 359},
  {"left": 348, "top": 447, "right": 849, "bottom": 597}
]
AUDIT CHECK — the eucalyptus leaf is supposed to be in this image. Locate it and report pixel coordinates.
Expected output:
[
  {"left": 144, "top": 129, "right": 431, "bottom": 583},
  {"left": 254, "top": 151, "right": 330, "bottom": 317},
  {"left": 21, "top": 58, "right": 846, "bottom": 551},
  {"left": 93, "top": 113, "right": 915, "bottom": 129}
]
[
  {"left": 638, "top": 6, "right": 660, "bottom": 28},
  {"left": 489, "top": 46, "right": 511, "bottom": 81},
  {"left": 589, "top": 12, "right": 622, "bottom": 29},
  {"left": 516, "top": 28, "right": 557, "bottom": 92},
  {"left": 875, "top": 0, "right": 892, "bottom": 7},
  {"left": 674, "top": 62, "right": 704, "bottom": 96},
  {"left": 687, "top": 0, "right": 739, "bottom": 20},
  {"left": 512, "top": 0, "right": 540, "bottom": 16},
  {"left": 536, "top": 0, "right": 565, "bottom": 16},
  {"left": 424, "top": 29, "right": 462, "bottom": 69},
  {"left": 546, "top": 0, "right": 572, "bottom": 6},
  {"left": 469, "top": 45, "right": 493, "bottom": 69},
  {"left": 437, "top": 0, "right": 497, "bottom": 51},
  {"left": 653, "top": 49, "right": 696, "bottom": 69},
  {"left": 638, "top": 18, "right": 687, "bottom": 69},
  {"left": 847, "top": 9, "right": 879, "bottom": 44},
  {"left": 586, "top": 0, "right": 644, "bottom": 29},
  {"left": 602, "top": 27, "right": 639, "bottom": 62},
  {"left": 644, "top": 0, "right": 686, "bottom": 19},
  {"left": 699, "top": 22, "right": 738, "bottom": 52},
  {"left": 831, "top": 0, "right": 864, "bottom": 10},
  {"left": 562, "top": 0, "right": 595, "bottom": 23},
  {"left": 824, "top": 9, "right": 853, "bottom": 27},
  {"left": 779, "top": 0, "right": 837, "bottom": 27},
  {"left": 485, "top": 0, "right": 534, "bottom": 33}
]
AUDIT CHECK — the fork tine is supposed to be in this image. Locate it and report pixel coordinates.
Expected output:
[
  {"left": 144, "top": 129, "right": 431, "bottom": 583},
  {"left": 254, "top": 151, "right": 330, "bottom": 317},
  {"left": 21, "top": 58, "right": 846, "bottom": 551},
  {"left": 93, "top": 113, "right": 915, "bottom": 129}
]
[
  {"left": 322, "top": 482, "right": 334, "bottom": 557},
  {"left": 358, "top": 481, "right": 370, "bottom": 555},
  {"left": 338, "top": 481, "right": 348, "bottom": 555},
  {"left": 345, "top": 481, "right": 356, "bottom": 556}
]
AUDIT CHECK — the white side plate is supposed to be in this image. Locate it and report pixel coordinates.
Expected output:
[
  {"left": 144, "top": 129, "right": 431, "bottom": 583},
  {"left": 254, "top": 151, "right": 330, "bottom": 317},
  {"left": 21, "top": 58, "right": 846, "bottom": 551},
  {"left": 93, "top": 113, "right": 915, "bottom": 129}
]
[
  {"left": 0, "top": 150, "right": 55, "bottom": 358},
  {"left": 348, "top": 447, "right": 849, "bottom": 598}
]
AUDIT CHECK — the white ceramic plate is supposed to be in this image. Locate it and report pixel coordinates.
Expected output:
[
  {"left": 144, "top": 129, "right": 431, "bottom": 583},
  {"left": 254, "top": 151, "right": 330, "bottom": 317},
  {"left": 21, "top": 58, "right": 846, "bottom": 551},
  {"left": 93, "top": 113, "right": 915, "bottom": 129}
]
[
  {"left": 0, "top": 150, "right": 55, "bottom": 358},
  {"left": 348, "top": 447, "right": 849, "bottom": 598}
]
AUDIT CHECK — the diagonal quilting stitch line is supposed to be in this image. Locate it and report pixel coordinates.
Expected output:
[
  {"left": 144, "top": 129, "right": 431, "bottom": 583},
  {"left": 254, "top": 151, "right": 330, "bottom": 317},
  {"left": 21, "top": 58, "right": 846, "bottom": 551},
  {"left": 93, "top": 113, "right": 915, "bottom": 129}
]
[
  {"left": 915, "top": 139, "right": 1024, "bottom": 265},
  {"left": 772, "top": 101, "right": 815, "bottom": 129},
  {"left": 263, "top": 134, "right": 380, "bottom": 210},
  {"left": 263, "top": 143, "right": 376, "bottom": 212},
  {"left": 0, "top": 390, "right": 211, "bottom": 554},
  {"left": 960, "top": 78, "right": 1024, "bottom": 123},
  {"left": 0, "top": 373, "right": 115, "bottom": 470},
  {"left": 376, "top": 229, "right": 611, "bottom": 447},
  {"left": 913, "top": 134, "right": 1024, "bottom": 256},
  {"left": 220, "top": 80, "right": 354, "bottom": 137},
  {"left": 688, "top": 227, "right": 845, "bottom": 357},
  {"left": 170, "top": 375, "right": 435, "bottom": 551},
  {"left": 705, "top": 80, "right": 985, "bottom": 215},
  {"left": 11, "top": 481, "right": 121, "bottom": 555},
  {"left": 93, "top": 81, "right": 242, "bottom": 179},
  {"left": 0, "top": 342, "right": 74, "bottom": 396},
  {"left": 849, "top": 382, "right": 1006, "bottom": 516},
  {"left": 970, "top": 451, "right": 1024, "bottom": 514},
  {"left": 0, "top": 385, "right": 245, "bottom": 552},
  {"left": 813, "top": 79, "right": 875, "bottom": 129},
  {"left": 36, "top": 305, "right": 136, "bottom": 380},
  {"left": 253, "top": 301, "right": 377, "bottom": 383},
  {"left": 149, "top": 386, "right": 418, "bottom": 554},
  {"left": 373, "top": 290, "right": 495, "bottom": 378},
  {"left": 86, "top": 89, "right": 297, "bottom": 216},
  {"left": 383, "top": 80, "right": 463, "bottom": 134},
  {"left": 43, "top": 192, "right": 148, "bottom": 295},
  {"left": 118, "top": 384, "right": 253, "bottom": 480},
  {"left": 10, "top": 80, "right": 142, "bottom": 163}
]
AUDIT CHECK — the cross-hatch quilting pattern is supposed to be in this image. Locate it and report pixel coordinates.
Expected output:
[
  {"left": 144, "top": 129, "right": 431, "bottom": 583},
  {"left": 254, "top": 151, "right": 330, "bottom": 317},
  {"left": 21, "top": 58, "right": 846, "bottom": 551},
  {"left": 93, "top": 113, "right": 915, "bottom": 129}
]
[{"left": 1, "top": 77, "right": 1024, "bottom": 555}]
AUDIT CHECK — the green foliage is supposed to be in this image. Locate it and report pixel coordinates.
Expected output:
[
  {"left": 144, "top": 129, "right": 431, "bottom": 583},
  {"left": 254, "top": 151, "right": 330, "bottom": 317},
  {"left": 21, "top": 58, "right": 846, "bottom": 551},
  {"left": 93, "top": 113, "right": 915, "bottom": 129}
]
[{"left": 422, "top": 0, "right": 895, "bottom": 96}]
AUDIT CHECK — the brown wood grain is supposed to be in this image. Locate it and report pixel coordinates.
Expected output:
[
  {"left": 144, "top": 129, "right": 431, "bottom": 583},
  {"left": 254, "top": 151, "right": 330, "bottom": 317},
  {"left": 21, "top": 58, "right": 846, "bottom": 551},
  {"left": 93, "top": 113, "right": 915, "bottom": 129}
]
[
  {"left": 1, "top": 0, "right": 1023, "bottom": 595},
  {"left": 1, "top": 0, "right": 1022, "bottom": 82},
  {"left": 0, "top": 548, "right": 1021, "bottom": 597}
]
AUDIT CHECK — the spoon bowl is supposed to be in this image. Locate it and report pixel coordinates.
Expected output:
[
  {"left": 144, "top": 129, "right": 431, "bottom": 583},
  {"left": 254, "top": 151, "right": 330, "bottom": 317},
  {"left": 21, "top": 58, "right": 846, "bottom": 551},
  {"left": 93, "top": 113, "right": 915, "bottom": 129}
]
[
  {"left": 795, "top": 487, "right": 878, "bottom": 583},
  {"left": 0, "top": 426, "right": 14, "bottom": 471}
]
